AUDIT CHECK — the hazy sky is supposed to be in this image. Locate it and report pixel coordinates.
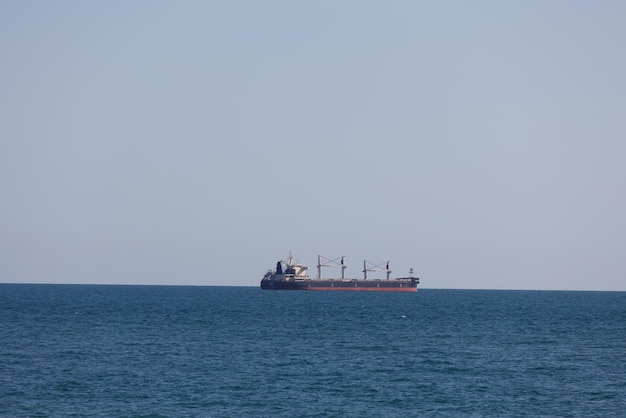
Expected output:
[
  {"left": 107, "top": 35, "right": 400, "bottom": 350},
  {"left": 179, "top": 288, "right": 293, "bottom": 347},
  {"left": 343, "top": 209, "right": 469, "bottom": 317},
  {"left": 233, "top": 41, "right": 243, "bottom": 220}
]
[{"left": 1, "top": 1, "right": 625, "bottom": 290}]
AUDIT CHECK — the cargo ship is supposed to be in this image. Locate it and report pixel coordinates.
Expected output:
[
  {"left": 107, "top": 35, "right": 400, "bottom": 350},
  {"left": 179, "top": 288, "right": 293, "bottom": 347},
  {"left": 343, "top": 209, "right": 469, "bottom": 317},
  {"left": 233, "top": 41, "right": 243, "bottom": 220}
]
[{"left": 260, "top": 255, "right": 419, "bottom": 292}]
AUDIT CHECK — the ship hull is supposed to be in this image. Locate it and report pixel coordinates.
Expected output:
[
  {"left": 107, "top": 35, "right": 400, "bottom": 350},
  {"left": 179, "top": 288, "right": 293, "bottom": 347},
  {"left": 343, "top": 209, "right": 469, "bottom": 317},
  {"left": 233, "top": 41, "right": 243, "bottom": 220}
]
[{"left": 260, "top": 278, "right": 417, "bottom": 292}]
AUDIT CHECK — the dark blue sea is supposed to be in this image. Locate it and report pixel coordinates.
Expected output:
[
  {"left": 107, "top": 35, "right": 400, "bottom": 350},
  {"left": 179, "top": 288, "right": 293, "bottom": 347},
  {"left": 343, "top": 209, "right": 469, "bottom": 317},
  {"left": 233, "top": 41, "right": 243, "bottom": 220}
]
[{"left": 1, "top": 285, "right": 624, "bottom": 417}]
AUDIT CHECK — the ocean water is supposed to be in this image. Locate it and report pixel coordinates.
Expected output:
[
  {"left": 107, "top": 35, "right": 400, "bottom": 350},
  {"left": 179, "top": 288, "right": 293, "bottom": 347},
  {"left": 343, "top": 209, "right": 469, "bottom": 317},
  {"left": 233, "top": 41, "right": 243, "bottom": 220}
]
[{"left": 1, "top": 285, "right": 624, "bottom": 417}]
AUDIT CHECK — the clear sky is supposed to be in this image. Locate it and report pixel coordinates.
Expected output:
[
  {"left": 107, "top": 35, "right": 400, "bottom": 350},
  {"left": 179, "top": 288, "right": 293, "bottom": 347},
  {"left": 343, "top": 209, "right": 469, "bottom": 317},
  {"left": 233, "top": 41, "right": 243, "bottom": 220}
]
[{"left": 1, "top": 1, "right": 625, "bottom": 290}]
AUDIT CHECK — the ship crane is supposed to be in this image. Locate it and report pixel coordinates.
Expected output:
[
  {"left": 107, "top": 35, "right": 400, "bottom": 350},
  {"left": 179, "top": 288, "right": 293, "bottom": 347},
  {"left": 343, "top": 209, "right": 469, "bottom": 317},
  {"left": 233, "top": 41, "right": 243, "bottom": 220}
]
[
  {"left": 363, "top": 260, "right": 392, "bottom": 279},
  {"left": 317, "top": 255, "right": 347, "bottom": 279}
]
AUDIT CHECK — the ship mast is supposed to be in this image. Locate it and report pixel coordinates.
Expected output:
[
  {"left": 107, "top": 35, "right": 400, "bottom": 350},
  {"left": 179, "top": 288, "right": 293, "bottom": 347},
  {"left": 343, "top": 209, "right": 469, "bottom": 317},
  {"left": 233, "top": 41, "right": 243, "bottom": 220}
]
[
  {"left": 363, "top": 260, "right": 391, "bottom": 279},
  {"left": 317, "top": 255, "right": 346, "bottom": 279}
]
